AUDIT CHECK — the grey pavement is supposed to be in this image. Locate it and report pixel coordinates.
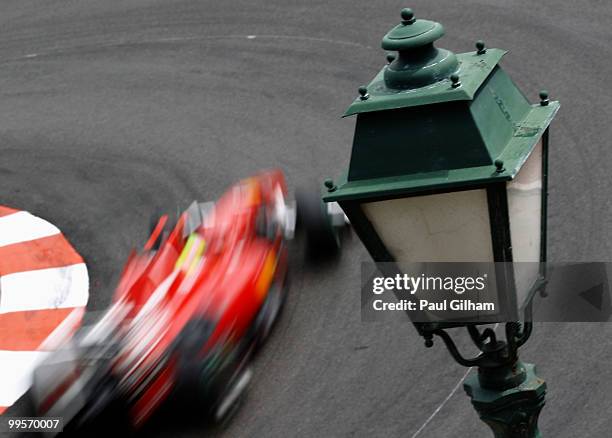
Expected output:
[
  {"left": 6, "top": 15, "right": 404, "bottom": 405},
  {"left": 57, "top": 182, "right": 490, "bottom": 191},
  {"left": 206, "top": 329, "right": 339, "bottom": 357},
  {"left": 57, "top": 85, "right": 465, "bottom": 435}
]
[{"left": 1, "top": 1, "right": 611, "bottom": 437}]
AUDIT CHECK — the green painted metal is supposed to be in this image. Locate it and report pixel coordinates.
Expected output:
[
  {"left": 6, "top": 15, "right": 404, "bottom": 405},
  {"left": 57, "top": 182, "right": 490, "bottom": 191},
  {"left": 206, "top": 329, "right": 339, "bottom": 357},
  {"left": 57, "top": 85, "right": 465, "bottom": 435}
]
[
  {"left": 324, "top": 9, "right": 557, "bottom": 438},
  {"left": 540, "top": 128, "right": 550, "bottom": 266},
  {"left": 382, "top": 9, "right": 443, "bottom": 50},
  {"left": 345, "top": 49, "right": 505, "bottom": 116},
  {"left": 325, "top": 104, "right": 558, "bottom": 203},
  {"left": 380, "top": 8, "right": 458, "bottom": 90},
  {"left": 325, "top": 65, "right": 559, "bottom": 202},
  {"left": 464, "top": 363, "right": 546, "bottom": 438},
  {"left": 326, "top": 9, "right": 559, "bottom": 205}
]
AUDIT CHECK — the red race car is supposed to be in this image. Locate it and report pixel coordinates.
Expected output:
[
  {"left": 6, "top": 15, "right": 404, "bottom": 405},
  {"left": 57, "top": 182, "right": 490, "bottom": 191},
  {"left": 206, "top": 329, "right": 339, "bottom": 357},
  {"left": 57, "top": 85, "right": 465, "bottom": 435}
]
[{"left": 30, "top": 169, "right": 348, "bottom": 434}]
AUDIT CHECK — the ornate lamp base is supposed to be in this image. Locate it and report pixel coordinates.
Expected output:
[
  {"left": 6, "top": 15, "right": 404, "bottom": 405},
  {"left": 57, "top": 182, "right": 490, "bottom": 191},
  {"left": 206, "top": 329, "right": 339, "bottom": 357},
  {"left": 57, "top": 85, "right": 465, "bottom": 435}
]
[{"left": 464, "top": 363, "right": 546, "bottom": 438}]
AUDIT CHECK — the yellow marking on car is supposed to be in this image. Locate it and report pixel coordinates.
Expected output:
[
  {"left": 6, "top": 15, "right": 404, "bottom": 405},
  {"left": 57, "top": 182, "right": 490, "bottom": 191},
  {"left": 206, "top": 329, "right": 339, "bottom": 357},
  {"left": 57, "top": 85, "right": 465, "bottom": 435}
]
[
  {"left": 175, "top": 234, "right": 206, "bottom": 274},
  {"left": 188, "top": 239, "right": 206, "bottom": 275},
  {"left": 242, "top": 178, "right": 261, "bottom": 207},
  {"left": 175, "top": 234, "right": 196, "bottom": 268},
  {"left": 255, "top": 251, "right": 276, "bottom": 301}
]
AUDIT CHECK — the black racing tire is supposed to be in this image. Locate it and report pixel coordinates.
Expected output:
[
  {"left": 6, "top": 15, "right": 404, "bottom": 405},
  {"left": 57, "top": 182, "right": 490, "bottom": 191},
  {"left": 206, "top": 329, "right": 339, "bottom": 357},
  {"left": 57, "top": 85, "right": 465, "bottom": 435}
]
[
  {"left": 64, "top": 375, "right": 131, "bottom": 437},
  {"left": 208, "top": 365, "right": 252, "bottom": 426},
  {"left": 295, "top": 187, "right": 341, "bottom": 256},
  {"left": 250, "top": 272, "right": 289, "bottom": 351}
]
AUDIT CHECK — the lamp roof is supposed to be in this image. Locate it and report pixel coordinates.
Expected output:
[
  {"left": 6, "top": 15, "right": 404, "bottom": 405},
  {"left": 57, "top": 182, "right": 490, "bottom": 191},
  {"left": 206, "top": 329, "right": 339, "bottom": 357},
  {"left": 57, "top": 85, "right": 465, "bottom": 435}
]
[{"left": 325, "top": 9, "right": 560, "bottom": 203}]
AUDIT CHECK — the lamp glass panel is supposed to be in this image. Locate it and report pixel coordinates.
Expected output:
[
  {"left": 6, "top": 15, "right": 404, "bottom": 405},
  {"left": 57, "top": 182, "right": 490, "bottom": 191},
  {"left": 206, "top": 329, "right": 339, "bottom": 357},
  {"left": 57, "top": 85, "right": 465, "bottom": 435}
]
[
  {"left": 507, "top": 139, "right": 543, "bottom": 307},
  {"left": 362, "top": 189, "right": 494, "bottom": 268}
]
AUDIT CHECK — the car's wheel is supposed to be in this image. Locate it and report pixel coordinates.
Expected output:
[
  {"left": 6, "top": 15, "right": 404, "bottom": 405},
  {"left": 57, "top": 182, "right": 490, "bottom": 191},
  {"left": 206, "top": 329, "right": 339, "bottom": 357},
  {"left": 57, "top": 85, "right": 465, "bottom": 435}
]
[
  {"left": 296, "top": 187, "right": 341, "bottom": 255},
  {"left": 66, "top": 375, "right": 130, "bottom": 436},
  {"left": 211, "top": 366, "right": 252, "bottom": 425},
  {"left": 256, "top": 275, "right": 288, "bottom": 346}
]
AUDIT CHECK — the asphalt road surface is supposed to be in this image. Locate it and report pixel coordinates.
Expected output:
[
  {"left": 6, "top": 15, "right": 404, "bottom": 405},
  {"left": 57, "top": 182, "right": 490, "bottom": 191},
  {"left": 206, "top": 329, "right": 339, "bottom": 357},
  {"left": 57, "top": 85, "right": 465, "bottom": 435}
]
[{"left": 1, "top": 1, "right": 612, "bottom": 437}]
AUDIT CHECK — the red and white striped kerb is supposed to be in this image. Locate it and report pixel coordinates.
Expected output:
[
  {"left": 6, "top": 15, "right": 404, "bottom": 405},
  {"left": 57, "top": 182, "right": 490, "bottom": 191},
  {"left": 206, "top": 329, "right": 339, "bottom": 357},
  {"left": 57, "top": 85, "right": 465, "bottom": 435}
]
[{"left": 0, "top": 206, "right": 89, "bottom": 414}]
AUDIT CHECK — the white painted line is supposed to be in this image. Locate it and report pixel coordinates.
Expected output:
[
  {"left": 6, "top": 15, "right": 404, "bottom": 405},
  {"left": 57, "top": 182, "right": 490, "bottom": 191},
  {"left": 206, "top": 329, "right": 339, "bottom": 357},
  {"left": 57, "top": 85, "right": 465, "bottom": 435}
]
[
  {"left": 0, "top": 211, "right": 59, "bottom": 247},
  {"left": 410, "top": 323, "right": 499, "bottom": 437},
  {"left": 0, "top": 264, "right": 89, "bottom": 314},
  {"left": 13, "top": 34, "right": 372, "bottom": 62},
  {"left": 0, "top": 350, "right": 50, "bottom": 406},
  {"left": 409, "top": 367, "right": 472, "bottom": 438}
]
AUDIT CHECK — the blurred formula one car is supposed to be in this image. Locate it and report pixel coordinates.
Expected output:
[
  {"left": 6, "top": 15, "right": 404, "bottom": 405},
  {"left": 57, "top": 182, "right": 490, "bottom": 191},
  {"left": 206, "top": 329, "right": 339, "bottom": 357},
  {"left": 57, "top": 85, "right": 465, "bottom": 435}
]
[{"left": 30, "top": 169, "right": 347, "bottom": 434}]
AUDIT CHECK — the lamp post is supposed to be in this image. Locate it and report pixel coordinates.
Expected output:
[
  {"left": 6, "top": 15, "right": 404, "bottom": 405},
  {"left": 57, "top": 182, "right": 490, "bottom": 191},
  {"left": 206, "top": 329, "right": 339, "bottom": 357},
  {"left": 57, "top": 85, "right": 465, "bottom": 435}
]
[{"left": 324, "top": 8, "right": 559, "bottom": 438}]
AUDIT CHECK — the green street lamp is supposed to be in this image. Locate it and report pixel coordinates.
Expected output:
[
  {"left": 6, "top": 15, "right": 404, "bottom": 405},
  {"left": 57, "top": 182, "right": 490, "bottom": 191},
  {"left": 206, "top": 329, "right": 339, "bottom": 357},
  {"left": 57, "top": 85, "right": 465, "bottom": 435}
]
[{"left": 324, "top": 8, "right": 559, "bottom": 438}]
